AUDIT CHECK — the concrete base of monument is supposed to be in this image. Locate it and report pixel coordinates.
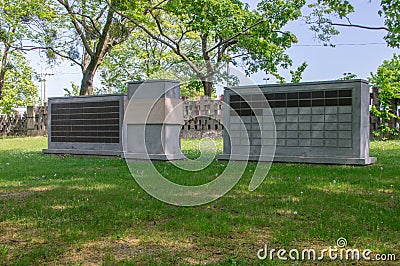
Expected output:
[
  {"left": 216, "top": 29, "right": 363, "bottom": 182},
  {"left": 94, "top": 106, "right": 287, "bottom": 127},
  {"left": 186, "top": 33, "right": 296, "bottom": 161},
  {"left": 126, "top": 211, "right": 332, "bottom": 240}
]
[
  {"left": 123, "top": 152, "right": 186, "bottom": 161},
  {"left": 43, "top": 148, "right": 123, "bottom": 157},
  {"left": 217, "top": 154, "right": 377, "bottom": 166}
]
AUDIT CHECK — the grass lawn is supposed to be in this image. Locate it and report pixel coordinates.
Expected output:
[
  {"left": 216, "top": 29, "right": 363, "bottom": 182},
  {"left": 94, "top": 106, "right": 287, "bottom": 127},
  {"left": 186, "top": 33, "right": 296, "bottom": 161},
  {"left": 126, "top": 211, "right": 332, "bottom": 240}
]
[{"left": 0, "top": 137, "right": 399, "bottom": 265}]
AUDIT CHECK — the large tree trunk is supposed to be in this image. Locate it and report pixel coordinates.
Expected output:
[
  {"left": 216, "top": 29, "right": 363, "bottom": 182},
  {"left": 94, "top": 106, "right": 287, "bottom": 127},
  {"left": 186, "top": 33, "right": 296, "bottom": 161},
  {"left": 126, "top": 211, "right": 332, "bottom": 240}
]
[
  {"left": 80, "top": 62, "right": 98, "bottom": 95},
  {"left": 201, "top": 80, "right": 214, "bottom": 97},
  {"left": 370, "top": 86, "right": 380, "bottom": 136},
  {"left": 0, "top": 45, "right": 11, "bottom": 100},
  {"left": 389, "top": 98, "right": 398, "bottom": 134}
]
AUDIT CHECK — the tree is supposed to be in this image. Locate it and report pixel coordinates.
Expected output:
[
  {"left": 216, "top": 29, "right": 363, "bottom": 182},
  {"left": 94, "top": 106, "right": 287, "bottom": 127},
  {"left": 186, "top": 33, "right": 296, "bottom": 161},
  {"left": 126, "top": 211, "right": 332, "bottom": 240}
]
[
  {"left": 290, "top": 62, "right": 308, "bottom": 83},
  {"left": 0, "top": 51, "right": 38, "bottom": 114},
  {"left": 0, "top": 0, "right": 54, "bottom": 99},
  {"left": 63, "top": 82, "right": 80, "bottom": 96},
  {"left": 369, "top": 54, "right": 400, "bottom": 139},
  {"left": 100, "top": 32, "right": 211, "bottom": 98},
  {"left": 99, "top": 31, "right": 179, "bottom": 93},
  {"left": 306, "top": 0, "right": 400, "bottom": 48},
  {"left": 42, "top": 0, "right": 132, "bottom": 96},
  {"left": 339, "top": 72, "right": 357, "bottom": 80},
  {"left": 113, "top": 0, "right": 306, "bottom": 96}
]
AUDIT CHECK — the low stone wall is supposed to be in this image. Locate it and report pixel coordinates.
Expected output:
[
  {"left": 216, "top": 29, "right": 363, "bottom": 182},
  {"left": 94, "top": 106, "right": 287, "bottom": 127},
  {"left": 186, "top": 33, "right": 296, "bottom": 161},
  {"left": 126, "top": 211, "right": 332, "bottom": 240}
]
[
  {"left": 0, "top": 106, "right": 47, "bottom": 137},
  {"left": 181, "top": 96, "right": 223, "bottom": 138}
]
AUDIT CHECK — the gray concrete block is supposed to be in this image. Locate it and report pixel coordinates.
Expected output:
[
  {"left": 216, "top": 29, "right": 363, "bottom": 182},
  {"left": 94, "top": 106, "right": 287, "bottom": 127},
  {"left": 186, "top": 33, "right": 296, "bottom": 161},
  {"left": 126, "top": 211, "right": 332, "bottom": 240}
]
[
  {"left": 252, "top": 124, "right": 261, "bottom": 130},
  {"left": 325, "top": 106, "right": 338, "bottom": 114},
  {"left": 241, "top": 117, "right": 252, "bottom": 123},
  {"left": 299, "top": 123, "right": 311, "bottom": 130},
  {"left": 262, "top": 139, "right": 275, "bottom": 145},
  {"left": 251, "top": 139, "right": 262, "bottom": 145},
  {"left": 338, "top": 139, "right": 352, "bottom": 148},
  {"left": 261, "top": 133, "right": 275, "bottom": 141},
  {"left": 325, "top": 123, "right": 338, "bottom": 131},
  {"left": 230, "top": 131, "right": 241, "bottom": 138},
  {"left": 338, "top": 106, "right": 352, "bottom": 114},
  {"left": 263, "top": 109, "right": 274, "bottom": 116},
  {"left": 276, "top": 139, "right": 286, "bottom": 146},
  {"left": 251, "top": 131, "right": 262, "bottom": 139},
  {"left": 311, "top": 123, "right": 324, "bottom": 131},
  {"left": 311, "top": 139, "right": 324, "bottom": 147},
  {"left": 339, "top": 123, "right": 352, "bottom": 131},
  {"left": 262, "top": 123, "right": 275, "bottom": 130},
  {"left": 231, "top": 138, "right": 241, "bottom": 146},
  {"left": 287, "top": 123, "right": 298, "bottom": 131},
  {"left": 230, "top": 117, "right": 241, "bottom": 124},
  {"left": 287, "top": 115, "right": 299, "bottom": 123},
  {"left": 299, "top": 115, "right": 312, "bottom": 123},
  {"left": 230, "top": 124, "right": 243, "bottom": 130},
  {"left": 339, "top": 131, "right": 352, "bottom": 139},
  {"left": 275, "top": 123, "right": 286, "bottom": 130},
  {"left": 312, "top": 115, "right": 325, "bottom": 123},
  {"left": 276, "top": 131, "right": 286, "bottom": 139},
  {"left": 287, "top": 108, "right": 299, "bottom": 115},
  {"left": 325, "top": 139, "right": 338, "bottom": 147},
  {"left": 299, "top": 107, "right": 312, "bottom": 114},
  {"left": 287, "top": 139, "right": 299, "bottom": 146},
  {"left": 312, "top": 107, "right": 325, "bottom": 114},
  {"left": 274, "top": 108, "right": 286, "bottom": 115},
  {"left": 299, "top": 139, "right": 311, "bottom": 146},
  {"left": 325, "top": 131, "right": 338, "bottom": 139},
  {"left": 311, "top": 131, "right": 324, "bottom": 139},
  {"left": 287, "top": 131, "right": 298, "bottom": 138},
  {"left": 325, "top": 114, "right": 338, "bottom": 123},
  {"left": 339, "top": 114, "right": 352, "bottom": 122},
  {"left": 299, "top": 131, "right": 311, "bottom": 139},
  {"left": 275, "top": 115, "right": 286, "bottom": 123}
]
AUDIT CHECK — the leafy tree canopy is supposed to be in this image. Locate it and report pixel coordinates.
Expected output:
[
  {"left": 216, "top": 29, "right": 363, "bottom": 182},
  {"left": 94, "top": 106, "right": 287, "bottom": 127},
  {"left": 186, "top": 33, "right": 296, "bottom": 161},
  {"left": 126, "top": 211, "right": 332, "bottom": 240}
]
[
  {"left": 307, "top": 0, "right": 400, "bottom": 48},
  {"left": 114, "top": 0, "right": 306, "bottom": 96},
  {"left": 0, "top": 51, "right": 38, "bottom": 114},
  {"left": 369, "top": 54, "right": 400, "bottom": 139}
]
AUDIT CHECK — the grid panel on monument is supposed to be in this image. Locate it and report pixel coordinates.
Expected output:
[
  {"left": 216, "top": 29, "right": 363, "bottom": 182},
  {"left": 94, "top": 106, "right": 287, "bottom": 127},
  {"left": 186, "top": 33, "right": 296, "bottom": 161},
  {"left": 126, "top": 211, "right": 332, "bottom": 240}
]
[{"left": 51, "top": 101, "right": 120, "bottom": 143}]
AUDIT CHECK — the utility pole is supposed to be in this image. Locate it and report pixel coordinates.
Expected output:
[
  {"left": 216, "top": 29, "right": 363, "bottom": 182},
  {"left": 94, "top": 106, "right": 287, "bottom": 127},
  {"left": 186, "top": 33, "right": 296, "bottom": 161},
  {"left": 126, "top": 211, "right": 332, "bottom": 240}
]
[{"left": 40, "top": 73, "right": 54, "bottom": 105}]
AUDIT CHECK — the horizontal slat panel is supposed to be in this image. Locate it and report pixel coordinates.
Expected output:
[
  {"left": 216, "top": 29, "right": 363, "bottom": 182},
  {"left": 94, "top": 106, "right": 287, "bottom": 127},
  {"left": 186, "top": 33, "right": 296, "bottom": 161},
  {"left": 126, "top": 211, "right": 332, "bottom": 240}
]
[{"left": 51, "top": 100, "right": 121, "bottom": 143}]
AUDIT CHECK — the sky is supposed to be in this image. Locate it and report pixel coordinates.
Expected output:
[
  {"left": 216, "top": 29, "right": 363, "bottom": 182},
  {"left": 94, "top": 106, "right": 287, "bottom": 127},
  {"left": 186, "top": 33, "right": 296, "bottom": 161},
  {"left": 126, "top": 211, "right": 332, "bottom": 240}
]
[{"left": 28, "top": 0, "right": 400, "bottom": 100}]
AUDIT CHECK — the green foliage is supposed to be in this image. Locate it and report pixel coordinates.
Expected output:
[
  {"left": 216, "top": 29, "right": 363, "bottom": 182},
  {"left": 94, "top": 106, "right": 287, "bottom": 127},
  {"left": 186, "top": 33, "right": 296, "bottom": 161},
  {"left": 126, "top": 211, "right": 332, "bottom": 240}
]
[
  {"left": 290, "top": 62, "right": 308, "bottom": 83},
  {"left": 369, "top": 54, "right": 400, "bottom": 139},
  {"left": 0, "top": 52, "right": 38, "bottom": 114},
  {"left": 115, "top": 0, "right": 307, "bottom": 96},
  {"left": 339, "top": 72, "right": 357, "bottom": 80},
  {"left": 307, "top": 0, "right": 400, "bottom": 48},
  {"left": 63, "top": 82, "right": 80, "bottom": 97},
  {"left": 379, "top": 0, "right": 400, "bottom": 48},
  {"left": 0, "top": 0, "right": 54, "bottom": 102}
]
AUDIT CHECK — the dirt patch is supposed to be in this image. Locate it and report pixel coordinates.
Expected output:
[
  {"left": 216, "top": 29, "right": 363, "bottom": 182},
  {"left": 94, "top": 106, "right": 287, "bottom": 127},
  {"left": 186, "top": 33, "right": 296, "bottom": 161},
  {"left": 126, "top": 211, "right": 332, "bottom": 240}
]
[{"left": 0, "top": 186, "right": 52, "bottom": 199}]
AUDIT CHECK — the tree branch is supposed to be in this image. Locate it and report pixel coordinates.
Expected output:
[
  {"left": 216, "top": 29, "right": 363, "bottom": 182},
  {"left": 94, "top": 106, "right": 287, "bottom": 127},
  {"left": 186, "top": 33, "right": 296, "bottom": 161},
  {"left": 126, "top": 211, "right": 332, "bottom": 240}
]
[
  {"left": 56, "top": 0, "right": 95, "bottom": 57},
  {"left": 108, "top": 2, "right": 204, "bottom": 78},
  {"left": 149, "top": 9, "right": 178, "bottom": 47},
  {"left": 206, "top": 19, "right": 266, "bottom": 54},
  {"left": 328, "top": 21, "right": 389, "bottom": 31},
  {"left": 11, "top": 45, "right": 84, "bottom": 68}
]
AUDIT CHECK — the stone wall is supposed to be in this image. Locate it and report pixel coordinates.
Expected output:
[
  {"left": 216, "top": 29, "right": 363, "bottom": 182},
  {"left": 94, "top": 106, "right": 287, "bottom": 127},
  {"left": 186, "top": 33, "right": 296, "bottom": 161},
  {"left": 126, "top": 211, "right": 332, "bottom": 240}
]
[
  {"left": 0, "top": 106, "right": 47, "bottom": 137},
  {"left": 180, "top": 96, "right": 224, "bottom": 138}
]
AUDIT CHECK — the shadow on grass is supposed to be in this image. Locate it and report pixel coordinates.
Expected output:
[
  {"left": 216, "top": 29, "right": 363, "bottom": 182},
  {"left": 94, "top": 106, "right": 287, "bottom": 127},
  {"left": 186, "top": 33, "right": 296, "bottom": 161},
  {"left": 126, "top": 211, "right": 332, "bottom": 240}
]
[{"left": 0, "top": 140, "right": 399, "bottom": 265}]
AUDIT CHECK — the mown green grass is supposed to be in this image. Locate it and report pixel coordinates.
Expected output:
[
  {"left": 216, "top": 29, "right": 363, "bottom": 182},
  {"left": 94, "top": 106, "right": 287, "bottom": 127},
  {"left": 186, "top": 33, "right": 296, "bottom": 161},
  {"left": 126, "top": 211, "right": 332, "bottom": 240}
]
[{"left": 0, "top": 137, "right": 399, "bottom": 265}]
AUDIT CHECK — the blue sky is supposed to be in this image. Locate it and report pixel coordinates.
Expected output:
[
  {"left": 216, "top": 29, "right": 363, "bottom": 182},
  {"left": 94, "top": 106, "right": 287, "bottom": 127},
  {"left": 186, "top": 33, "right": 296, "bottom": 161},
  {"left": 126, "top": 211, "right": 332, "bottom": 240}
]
[{"left": 29, "top": 0, "right": 400, "bottom": 99}]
